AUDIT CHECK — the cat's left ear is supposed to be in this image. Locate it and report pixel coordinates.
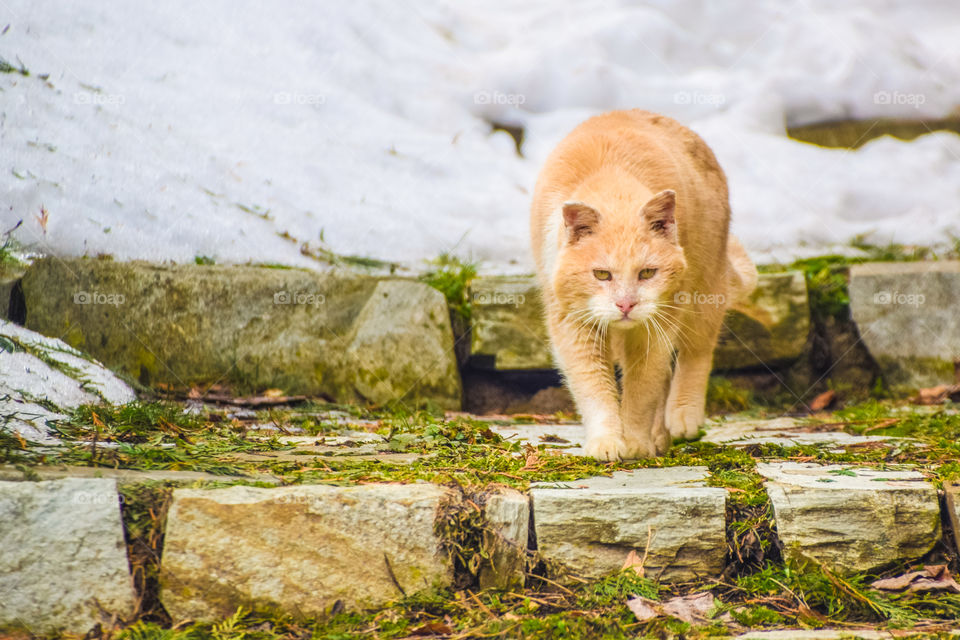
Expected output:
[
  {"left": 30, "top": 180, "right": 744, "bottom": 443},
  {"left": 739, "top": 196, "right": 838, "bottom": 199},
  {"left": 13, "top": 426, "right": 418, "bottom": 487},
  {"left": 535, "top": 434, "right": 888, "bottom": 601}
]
[{"left": 641, "top": 189, "right": 677, "bottom": 242}]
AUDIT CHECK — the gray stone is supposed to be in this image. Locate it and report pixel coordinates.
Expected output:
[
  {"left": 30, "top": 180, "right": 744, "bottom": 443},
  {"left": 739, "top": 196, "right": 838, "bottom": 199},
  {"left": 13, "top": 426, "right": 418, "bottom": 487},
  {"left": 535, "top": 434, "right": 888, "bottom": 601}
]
[
  {"left": 945, "top": 482, "right": 960, "bottom": 557},
  {"left": 713, "top": 270, "right": 810, "bottom": 370},
  {"left": 479, "top": 488, "right": 529, "bottom": 590},
  {"left": 160, "top": 483, "right": 453, "bottom": 620},
  {"left": 347, "top": 280, "right": 461, "bottom": 409},
  {"left": 469, "top": 277, "right": 551, "bottom": 370},
  {"left": 492, "top": 423, "right": 587, "bottom": 456},
  {"left": 531, "top": 467, "right": 726, "bottom": 582},
  {"left": 467, "top": 273, "right": 809, "bottom": 373},
  {"left": 849, "top": 261, "right": 960, "bottom": 389},
  {"left": 702, "top": 416, "right": 899, "bottom": 449},
  {"left": 0, "top": 463, "right": 279, "bottom": 484},
  {"left": 758, "top": 462, "right": 940, "bottom": 574},
  {"left": 21, "top": 259, "right": 461, "bottom": 409},
  {"left": 0, "top": 478, "right": 136, "bottom": 634},
  {"left": 735, "top": 631, "right": 904, "bottom": 640}
]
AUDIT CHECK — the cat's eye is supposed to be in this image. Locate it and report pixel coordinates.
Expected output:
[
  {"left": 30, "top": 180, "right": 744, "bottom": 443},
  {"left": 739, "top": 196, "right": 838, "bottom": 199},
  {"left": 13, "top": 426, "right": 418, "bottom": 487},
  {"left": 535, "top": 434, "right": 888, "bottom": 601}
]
[
  {"left": 593, "top": 269, "right": 612, "bottom": 281},
  {"left": 638, "top": 268, "right": 658, "bottom": 280}
]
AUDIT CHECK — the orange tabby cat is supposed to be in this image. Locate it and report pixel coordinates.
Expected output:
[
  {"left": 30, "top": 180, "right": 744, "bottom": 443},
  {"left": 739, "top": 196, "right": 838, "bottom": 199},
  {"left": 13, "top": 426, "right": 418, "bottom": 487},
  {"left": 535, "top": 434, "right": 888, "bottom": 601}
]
[{"left": 530, "top": 109, "right": 757, "bottom": 460}]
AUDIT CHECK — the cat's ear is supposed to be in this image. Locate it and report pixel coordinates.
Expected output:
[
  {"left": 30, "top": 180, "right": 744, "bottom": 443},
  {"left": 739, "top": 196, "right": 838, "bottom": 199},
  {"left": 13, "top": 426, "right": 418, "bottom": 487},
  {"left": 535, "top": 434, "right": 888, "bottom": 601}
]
[
  {"left": 642, "top": 189, "right": 677, "bottom": 241},
  {"left": 562, "top": 201, "right": 600, "bottom": 243}
]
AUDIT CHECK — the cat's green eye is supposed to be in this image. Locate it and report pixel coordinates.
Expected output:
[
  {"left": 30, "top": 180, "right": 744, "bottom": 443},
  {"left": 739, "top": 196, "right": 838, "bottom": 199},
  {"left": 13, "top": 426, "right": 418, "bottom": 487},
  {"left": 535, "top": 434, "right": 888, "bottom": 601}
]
[
  {"left": 593, "top": 269, "right": 612, "bottom": 281},
  {"left": 638, "top": 268, "right": 658, "bottom": 280}
]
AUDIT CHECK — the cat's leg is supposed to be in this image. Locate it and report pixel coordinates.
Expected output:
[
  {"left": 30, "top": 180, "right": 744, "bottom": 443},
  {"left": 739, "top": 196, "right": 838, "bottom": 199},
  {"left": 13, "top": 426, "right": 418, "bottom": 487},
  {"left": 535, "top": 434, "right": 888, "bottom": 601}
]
[
  {"left": 666, "top": 301, "right": 725, "bottom": 439},
  {"left": 617, "top": 327, "right": 674, "bottom": 457},
  {"left": 549, "top": 314, "right": 626, "bottom": 461}
]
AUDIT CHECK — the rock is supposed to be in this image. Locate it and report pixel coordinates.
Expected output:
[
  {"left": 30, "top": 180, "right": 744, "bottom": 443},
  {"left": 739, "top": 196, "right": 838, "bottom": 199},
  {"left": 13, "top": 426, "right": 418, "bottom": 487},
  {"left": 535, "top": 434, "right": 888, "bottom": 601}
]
[
  {"left": 492, "top": 423, "right": 587, "bottom": 455},
  {"left": 944, "top": 483, "right": 960, "bottom": 557},
  {"left": 160, "top": 483, "right": 453, "bottom": 620},
  {"left": 0, "top": 478, "right": 136, "bottom": 634},
  {"left": 0, "top": 320, "right": 137, "bottom": 444},
  {"left": 735, "top": 630, "right": 899, "bottom": 640},
  {"left": 469, "top": 276, "right": 550, "bottom": 370},
  {"left": 758, "top": 462, "right": 940, "bottom": 574},
  {"left": 713, "top": 271, "right": 810, "bottom": 370},
  {"left": 21, "top": 258, "right": 461, "bottom": 409},
  {"left": 849, "top": 261, "right": 960, "bottom": 390},
  {"left": 467, "top": 273, "right": 809, "bottom": 373},
  {"left": 702, "top": 416, "right": 899, "bottom": 449},
  {"left": 479, "top": 488, "right": 529, "bottom": 590},
  {"left": 347, "top": 280, "right": 462, "bottom": 410},
  {"left": 530, "top": 468, "right": 726, "bottom": 582}
]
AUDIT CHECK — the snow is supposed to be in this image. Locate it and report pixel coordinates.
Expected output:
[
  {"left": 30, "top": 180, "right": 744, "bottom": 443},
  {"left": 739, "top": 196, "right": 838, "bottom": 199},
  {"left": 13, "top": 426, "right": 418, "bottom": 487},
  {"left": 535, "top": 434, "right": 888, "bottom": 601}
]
[{"left": 2, "top": 0, "right": 959, "bottom": 273}]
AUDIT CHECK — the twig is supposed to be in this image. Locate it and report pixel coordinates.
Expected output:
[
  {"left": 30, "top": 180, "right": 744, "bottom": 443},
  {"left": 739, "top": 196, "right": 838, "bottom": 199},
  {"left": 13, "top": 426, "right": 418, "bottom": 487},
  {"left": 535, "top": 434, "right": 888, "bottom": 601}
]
[{"left": 384, "top": 553, "right": 407, "bottom": 598}]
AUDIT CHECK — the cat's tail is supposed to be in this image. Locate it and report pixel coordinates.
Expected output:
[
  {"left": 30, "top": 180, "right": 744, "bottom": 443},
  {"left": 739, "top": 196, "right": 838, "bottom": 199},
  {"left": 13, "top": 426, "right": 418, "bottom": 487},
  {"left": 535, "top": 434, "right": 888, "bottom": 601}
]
[{"left": 726, "top": 234, "right": 758, "bottom": 304}]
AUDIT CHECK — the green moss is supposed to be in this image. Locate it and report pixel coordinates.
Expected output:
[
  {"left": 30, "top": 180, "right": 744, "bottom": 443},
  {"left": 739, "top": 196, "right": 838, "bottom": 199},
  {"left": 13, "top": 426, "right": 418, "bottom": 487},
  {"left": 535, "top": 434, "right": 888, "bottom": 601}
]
[{"left": 420, "top": 253, "right": 477, "bottom": 322}]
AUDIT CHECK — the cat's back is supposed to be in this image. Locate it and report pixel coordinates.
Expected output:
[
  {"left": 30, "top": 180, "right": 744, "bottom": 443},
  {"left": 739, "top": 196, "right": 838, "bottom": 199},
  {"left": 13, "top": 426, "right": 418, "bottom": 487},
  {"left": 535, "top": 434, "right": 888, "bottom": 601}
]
[{"left": 531, "top": 109, "right": 730, "bottom": 274}]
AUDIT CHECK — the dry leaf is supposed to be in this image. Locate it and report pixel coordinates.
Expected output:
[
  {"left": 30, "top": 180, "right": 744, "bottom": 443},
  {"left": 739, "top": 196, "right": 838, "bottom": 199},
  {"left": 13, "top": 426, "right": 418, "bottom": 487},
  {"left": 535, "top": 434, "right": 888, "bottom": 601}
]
[
  {"left": 871, "top": 565, "right": 960, "bottom": 594},
  {"left": 913, "top": 384, "right": 960, "bottom": 405},
  {"left": 409, "top": 621, "right": 453, "bottom": 636},
  {"left": 621, "top": 549, "right": 645, "bottom": 578},
  {"left": 628, "top": 592, "right": 715, "bottom": 624},
  {"left": 809, "top": 389, "right": 836, "bottom": 411}
]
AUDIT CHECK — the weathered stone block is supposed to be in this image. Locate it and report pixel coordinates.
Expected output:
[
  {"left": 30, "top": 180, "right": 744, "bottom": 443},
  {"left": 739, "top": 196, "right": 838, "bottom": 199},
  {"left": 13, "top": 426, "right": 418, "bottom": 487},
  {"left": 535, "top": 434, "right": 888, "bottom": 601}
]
[
  {"left": 713, "top": 271, "right": 810, "bottom": 370},
  {"left": 531, "top": 467, "right": 726, "bottom": 581},
  {"left": 758, "top": 462, "right": 940, "bottom": 574},
  {"left": 469, "top": 277, "right": 550, "bottom": 370},
  {"left": 849, "top": 261, "right": 960, "bottom": 389},
  {"left": 0, "top": 478, "right": 136, "bottom": 634},
  {"left": 479, "top": 488, "right": 529, "bottom": 590},
  {"left": 21, "top": 259, "right": 461, "bottom": 408},
  {"left": 160, "top": 483, "right": 453, "bottom": 620}
]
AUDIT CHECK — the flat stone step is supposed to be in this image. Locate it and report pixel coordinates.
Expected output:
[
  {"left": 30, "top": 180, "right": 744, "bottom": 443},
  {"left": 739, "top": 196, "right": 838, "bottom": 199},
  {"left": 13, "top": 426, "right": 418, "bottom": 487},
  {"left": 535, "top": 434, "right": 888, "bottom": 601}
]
[
  {"left": 530, "top": 468, "right": 727, "bottom": 582},
  {"left": 702, "top": 416, "right": 902, "bottom": 449},
  {"left": 0, "top": 478, "right": 136, "bottom": 634},
  {"left": 849, "top": 260, "right": 960, "bottom": 390},
  {"left": 469, "top": 271, "right": 810, "bottom": 371},
  {"left": 758, "top": 462, "right": 940, "bottom": 574}
]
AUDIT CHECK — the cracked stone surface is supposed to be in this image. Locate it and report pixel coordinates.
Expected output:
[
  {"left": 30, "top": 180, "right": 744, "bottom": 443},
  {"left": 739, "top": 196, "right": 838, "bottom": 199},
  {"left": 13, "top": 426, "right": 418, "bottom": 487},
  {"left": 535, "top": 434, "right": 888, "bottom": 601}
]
[
  {"left": 0, "top": 478, "right": 136, "bottom": 634},
  {"left": 702, "top": 416, "right": 902, "bottom": 449},
  {"left": 758, "top": 462, "right": 940, "bottom": 573},
  {"left": 479, "top": 488, "right": 529, "bottom": 590},
  {"left": 531, "top": 467, "right": 727, "bottom": 581},
  {"left": 160, "top": 482, "right": 453, "bottom": 620}
]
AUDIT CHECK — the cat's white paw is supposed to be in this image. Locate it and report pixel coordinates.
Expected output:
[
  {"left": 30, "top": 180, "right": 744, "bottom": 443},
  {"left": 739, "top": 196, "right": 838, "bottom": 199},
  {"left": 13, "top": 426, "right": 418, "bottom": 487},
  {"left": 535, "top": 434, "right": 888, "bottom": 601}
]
[
  {"left": 584, "top": 434, "right": 630, "bottom": 461},
  {"left": 651, "top": 424, "right": 671, "bottom": 455},
  {"left": 666, "top": 404, "right": 703, "bottom": 440},
  {"left": 622, "top": 434, "right": 656, "bottom": 459}
]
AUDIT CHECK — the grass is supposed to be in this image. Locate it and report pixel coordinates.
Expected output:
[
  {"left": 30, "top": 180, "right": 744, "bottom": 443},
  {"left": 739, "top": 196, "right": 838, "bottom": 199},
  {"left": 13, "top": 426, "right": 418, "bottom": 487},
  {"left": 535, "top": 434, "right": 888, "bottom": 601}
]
[{"left": 420, "top": 253, "right": 477, "bottom": 322}]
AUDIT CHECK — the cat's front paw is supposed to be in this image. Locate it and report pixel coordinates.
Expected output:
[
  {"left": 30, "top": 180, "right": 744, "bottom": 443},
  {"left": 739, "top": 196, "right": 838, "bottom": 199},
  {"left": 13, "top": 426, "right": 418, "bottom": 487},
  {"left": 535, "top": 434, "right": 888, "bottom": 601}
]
[
  {"left": 584, "top": 434, "right": 630, "bottom": 461},
  {"left": 622, "top": 433, "right": 656, "bottom": 459},
  {"left": 666, "top": 404, "right": 704, "bottom": 440}
]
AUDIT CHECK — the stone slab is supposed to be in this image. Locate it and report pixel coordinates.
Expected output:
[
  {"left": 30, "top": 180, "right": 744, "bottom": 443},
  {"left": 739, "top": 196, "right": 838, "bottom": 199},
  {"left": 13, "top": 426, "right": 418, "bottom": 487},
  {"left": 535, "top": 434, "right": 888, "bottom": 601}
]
[
  {"left": 22, "top": 259, "right": 461, "bottom": 409},
  {"left": 492, "top": 423, "right": 587, "bottom": 455},
  {"left": 945, "top": 483, "right": 960, "bottom": 557},
  {"left": 702, "top": 416, "right": 898, "bottom": 449},
  {"left": 758, "top": 462, "right": 940, "bottom": 574},
  {"left": 160, "top": 482, "right": 453, "bottom": 620},
  {"left": 479, "top": 488, "right": 529, "bottom": 590},
  {"left": 468, "top": 272, "right": 809, "bottom": 372},
  {"left": 0, "top": 478, "right": 136, "bottom": 634},
  {"left": 849, "top": 261, "right": 960, "bottom": 389},
  {"left": 531, "top": 467, "right": 726, "bottom": 581}
]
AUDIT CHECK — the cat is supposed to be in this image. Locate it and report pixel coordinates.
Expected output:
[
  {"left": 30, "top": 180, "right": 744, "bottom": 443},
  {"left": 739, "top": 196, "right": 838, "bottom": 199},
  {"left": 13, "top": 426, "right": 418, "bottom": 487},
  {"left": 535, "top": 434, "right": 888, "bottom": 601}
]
[{"left": 530, "top": 109, "right": 757, "bottom": 460}]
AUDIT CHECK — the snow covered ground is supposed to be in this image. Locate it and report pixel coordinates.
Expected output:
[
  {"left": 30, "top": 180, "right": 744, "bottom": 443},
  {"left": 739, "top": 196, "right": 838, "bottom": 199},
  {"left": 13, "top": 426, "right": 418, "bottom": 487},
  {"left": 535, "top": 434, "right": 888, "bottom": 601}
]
[{"left": 2, "top": 0, "right": 959, "bottom": 273}]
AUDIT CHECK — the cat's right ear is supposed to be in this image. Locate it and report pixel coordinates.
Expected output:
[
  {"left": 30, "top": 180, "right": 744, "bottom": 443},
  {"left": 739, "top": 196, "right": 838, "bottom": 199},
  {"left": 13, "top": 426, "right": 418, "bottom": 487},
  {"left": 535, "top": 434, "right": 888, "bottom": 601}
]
[{"left": 562, "top": 202, "right": 599, "bottom": 244}]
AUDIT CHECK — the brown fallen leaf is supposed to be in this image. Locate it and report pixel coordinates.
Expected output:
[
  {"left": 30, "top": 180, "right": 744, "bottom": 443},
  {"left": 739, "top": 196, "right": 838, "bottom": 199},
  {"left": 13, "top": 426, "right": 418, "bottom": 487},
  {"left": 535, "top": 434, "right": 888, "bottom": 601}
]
[
  {"left": 621, "top": 549, "right": 645, "bottom": 578},
  {"left": 912, "top": 384, "right": 960, "bottom": 405},
  {"left": 871, "top": 565, "right": 960, "bottom": 594},
  {"left": 809, "top": 389, "right": 836, "bottom": 412},
  {"left": 628, "top": 592, "right": 715, "bottom": 624},
  {"left": 409, "top": 621, "right": 454, "bottom": 636}
]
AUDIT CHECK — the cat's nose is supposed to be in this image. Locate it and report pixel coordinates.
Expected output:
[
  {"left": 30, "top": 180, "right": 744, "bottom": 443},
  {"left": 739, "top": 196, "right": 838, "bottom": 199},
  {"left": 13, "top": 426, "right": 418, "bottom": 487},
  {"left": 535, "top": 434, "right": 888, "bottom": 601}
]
[{"left": 616, "top": 299, "right": 636, "bottom": 314}]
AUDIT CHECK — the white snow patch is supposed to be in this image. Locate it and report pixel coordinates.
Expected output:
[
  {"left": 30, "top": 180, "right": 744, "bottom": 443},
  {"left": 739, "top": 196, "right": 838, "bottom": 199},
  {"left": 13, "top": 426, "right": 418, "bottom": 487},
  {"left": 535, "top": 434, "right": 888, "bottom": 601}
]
[{"left": 2, "top": 0, "right": 959, "bottom": 273}]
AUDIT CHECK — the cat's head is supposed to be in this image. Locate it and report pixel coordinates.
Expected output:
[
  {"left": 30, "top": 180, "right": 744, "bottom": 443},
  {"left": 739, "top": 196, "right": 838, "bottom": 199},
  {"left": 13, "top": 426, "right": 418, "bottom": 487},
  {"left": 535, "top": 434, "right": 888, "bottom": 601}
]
[{"left": 553, "top": 189, "right": 687, "bottom": 328}]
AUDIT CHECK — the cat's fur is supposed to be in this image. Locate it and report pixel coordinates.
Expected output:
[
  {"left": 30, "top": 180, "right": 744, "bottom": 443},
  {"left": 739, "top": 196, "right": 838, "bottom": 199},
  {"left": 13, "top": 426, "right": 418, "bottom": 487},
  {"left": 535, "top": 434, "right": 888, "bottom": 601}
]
[{"left": 530, "top": 109, "right": 757, "bottom": 460}]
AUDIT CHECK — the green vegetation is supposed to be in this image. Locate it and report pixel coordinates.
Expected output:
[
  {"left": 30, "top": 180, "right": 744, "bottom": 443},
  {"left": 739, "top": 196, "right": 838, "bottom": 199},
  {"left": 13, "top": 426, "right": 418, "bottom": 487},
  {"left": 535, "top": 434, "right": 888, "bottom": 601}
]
[
  {"left": 194, "top": 255, "right": 216, "bottom": 265},
  {"left": 420, "top": 252, "right": 477, "bottom": 321}
]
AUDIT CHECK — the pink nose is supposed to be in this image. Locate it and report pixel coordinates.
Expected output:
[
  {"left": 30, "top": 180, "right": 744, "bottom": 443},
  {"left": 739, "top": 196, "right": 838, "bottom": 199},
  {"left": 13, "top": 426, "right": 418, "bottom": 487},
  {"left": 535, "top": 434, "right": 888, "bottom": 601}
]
[{"left": 616, "top": 300, "right": 636, "bottom": 314}]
